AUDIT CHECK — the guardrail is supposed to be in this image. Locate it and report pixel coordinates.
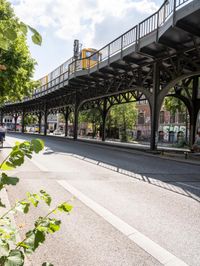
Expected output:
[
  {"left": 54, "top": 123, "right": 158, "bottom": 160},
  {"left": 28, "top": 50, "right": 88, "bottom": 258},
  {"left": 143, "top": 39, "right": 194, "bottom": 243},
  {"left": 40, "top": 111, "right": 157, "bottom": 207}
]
[{"left": 68, "top": 0, "right": 192, "bottom": 76}]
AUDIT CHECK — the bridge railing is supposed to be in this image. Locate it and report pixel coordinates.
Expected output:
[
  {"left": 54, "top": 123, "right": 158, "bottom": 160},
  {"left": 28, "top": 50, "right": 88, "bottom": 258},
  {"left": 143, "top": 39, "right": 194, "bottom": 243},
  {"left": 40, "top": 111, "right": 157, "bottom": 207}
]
[
  {"left": 69, "top": 0, "right": 191, "bottom": 77},
  {"left": 139, "top": 12, "right": 158, "bottom": 38},
  {"left": 176, "top": 0, "right": 192, "bottom": 8},
  {"left": 68, "top": 25, "right": 137, "bottom": 75},
  {"left": 158, "top": 0, "right": 174, "bottom": 26}
]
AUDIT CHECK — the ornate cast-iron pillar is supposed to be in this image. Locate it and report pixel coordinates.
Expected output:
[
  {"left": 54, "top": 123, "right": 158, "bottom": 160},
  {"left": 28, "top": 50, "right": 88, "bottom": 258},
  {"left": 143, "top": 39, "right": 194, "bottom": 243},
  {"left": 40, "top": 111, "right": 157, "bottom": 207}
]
[
  {"left": 38, "top": 112, "right": 42, "bottom": 134},
  {"left": 101, "top": 99, "right": 108, "bottom": 142},
  {"left": 64, "top": 107, "right": 70, "bottom": 137},
  {"left": 14, "top": 115, "right": 18, "bottom": 131},
  {"left": 73, "top": 94, "right": 80, "bottom": 140},
  {"left": 44, "top": 105, "right": 48, "bottom": 136},
  {"left": 190, "top": 76, "right": 199, "bottom": 146},
  {"left": 0, "top": 110, "right": 3, "bottom": 125},
  {"left": 21, "top": 110, "right": 25, "bottom": 133},
  {"left": 150, "top": 62, "right": 160, "bottom": 151}
]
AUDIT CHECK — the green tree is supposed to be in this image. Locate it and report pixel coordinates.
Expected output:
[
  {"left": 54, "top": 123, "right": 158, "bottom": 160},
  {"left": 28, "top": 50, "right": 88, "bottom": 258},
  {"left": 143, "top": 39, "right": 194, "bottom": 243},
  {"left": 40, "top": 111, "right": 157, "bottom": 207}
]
[
  {"left": 108, "top": 102, "right": 137, "bottom": 141},
  {"left": 79, "top": 109, "right": 101, "bottom": 137},
  {"left": 24, "top": 114, "right": 38, "bottom": 127},
  {"left": 0, "top": 0, "right": 42, "bottom": 104},
  {"left": 164, "top": 97, "right": 185, "bottom": 115}
]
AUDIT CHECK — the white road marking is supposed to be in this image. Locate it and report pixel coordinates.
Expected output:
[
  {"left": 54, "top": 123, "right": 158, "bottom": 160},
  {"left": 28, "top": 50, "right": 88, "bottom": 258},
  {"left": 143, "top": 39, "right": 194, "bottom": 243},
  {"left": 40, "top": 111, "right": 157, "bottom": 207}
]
[
  {"left": 177, "top": 182, "right": 200, "bottom": 191},
  {"left": 57, "top": 180, "right": 188, "bottom": 266}
]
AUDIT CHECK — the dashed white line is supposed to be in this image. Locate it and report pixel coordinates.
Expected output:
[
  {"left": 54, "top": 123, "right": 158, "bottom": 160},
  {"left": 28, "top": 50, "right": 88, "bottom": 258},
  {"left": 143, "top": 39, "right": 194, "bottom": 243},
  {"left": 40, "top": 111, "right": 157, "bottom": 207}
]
[{"left": 57, "top": 180, "right": 188, "bottom": 266}]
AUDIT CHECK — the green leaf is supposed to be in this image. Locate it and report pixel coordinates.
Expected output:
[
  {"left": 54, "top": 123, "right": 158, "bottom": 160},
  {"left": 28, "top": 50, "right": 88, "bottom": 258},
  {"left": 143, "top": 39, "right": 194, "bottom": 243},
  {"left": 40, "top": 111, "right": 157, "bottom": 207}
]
[
  {"left": 32, "top": 33, "right": 42, "bottom": 46},
  {"left": 1, "top": 173, "right": 19, "bottom": 186},
  {"left": 40, "top": 190, "right": 51, "bottom": 206},
  {"left": 42, "top": 263, "right": 54, "bottom": 266},
  {"left": 36, "top": 218, "right": 61, "bottom": 233},
  {"left": 0, "top": 183, "right": 4, "bottom": 191},
  {"left": 15, "top": 201, "right": 30, "bottom": 214},
  {"left": 28, "top": 25, "right": 42, "bottom": 45},
  {"left": 19, "top": 22, "right": 28, "bottom": 35},
  {"left": 22, "top": 230, "right": 45, "bottom": 254},
  {"left": 31, "top": 139, "right": 44, "bottom": 153},
  {"left": 27, "top": 192, "right": 40, "bottom": 207},
  {"left": 0, "top": 256, "right": 6, "bottom": 264},
  {"left": 0, "top": 224, "right": 16, "bottom": 242},
  {"left": 9, "top": 150, "right": 25, "bottom": 167},
  {"left": 57, "top": 202, "right": 73, "bottom": 213},
  {"left": 4, "top": 250, "right": 24, "bottom": 266},
  {"left": 0, "top": 162, "right": 15, "bottom": 171},
  {"left": 4, "top": 28, "right": 17, "bottom": 41},
  {"left": 0, "top": 34, "right": 8, "bottom": 50}
]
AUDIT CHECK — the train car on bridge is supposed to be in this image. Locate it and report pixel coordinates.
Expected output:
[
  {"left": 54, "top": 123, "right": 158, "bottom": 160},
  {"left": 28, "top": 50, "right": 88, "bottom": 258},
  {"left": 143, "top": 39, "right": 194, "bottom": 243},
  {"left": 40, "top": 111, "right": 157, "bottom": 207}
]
[
  {"left": 35, "top": 47, "right": 101, "bottom": 94},
  {"left": 69, "top": 47, "right": 101, "bottom": 73}
]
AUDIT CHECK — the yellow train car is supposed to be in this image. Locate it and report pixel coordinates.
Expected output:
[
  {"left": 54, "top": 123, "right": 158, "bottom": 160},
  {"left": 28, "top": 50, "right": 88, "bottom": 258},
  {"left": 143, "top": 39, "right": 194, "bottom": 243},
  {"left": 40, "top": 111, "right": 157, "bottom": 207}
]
[
  {"left": 40, "top": 75, "right": 48, "bottom": 86},
  {"left": 81, "top": 48, "right": 100, "bottom": 69},
  {"left": 69, "top": 48, "right": 101, "bottom": 74},
  {"left": 37, "top": 46, "right": 101, "bottom": 90}
]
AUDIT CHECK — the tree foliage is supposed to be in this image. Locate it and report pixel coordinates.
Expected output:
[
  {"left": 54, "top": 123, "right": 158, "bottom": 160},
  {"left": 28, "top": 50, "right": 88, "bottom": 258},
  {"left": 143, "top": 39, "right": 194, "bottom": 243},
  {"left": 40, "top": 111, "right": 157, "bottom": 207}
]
[
  {"left": 24, "top": 114, "right": 38, "bottom": 127},
  {"left": 79, "top": 108, "right": 101, "bottom": 136},
  {"left": 0, "top": 139, "right": 73, "bottom": 265},
  {"left": 0, "top": 0, "right": 42, "bottom": 104},
  {"left": 107, "top": 102, "right": 137, "bottom": 141},
  {"left": 164, "top": 97, "right": 186, "bottom": 115},
  {"left": 109, "top": 102, "right": 137, "bottom": 130}
]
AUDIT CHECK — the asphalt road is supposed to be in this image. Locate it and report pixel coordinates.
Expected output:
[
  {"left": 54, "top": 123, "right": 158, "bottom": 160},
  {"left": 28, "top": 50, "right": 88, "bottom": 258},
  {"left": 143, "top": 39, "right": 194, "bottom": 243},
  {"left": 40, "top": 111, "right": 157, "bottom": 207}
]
[{"left": 1, "top": 133, "right": 200, "bottom": 266}]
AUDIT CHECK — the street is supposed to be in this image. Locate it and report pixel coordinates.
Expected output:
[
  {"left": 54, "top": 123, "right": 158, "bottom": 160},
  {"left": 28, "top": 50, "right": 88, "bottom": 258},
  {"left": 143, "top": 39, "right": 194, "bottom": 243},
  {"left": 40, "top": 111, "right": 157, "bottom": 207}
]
[{"left": 1, "top": 133, "right": 200, "bottom": 266}]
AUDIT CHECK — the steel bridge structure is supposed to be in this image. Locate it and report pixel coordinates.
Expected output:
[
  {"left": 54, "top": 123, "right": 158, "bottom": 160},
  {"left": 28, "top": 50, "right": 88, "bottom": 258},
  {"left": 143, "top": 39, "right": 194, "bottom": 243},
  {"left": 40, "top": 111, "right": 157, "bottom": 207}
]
[{"left": 1, "top": 0, "right": 200, "bottom": 150}]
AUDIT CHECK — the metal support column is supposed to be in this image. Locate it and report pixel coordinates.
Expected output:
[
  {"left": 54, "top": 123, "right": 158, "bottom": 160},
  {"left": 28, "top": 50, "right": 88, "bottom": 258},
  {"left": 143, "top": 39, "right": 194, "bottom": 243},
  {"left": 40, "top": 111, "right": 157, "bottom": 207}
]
[
  {"left": 101, "top": 99, "right": 108, "bottom": 142},
  {"left": 189, "top": 76, "right": 199, "bottom": 146},
  {"left": 38, "top": 112, "right": 42, "bottom": 134},
  {"left": 0, "top": 111, "right": 3, "bottom": 125},
  {"left": 44, "top": 105, "right": 48, "bottom": 136},
  {"left": 14, "top": 116, "right": 18, "bottom": 131},
  {"left": 150, "top": 62, "right": 160, "bottom": 150},
  {"left": 64, "top": 107, "right": 69, "bottom": 137},
  {"left": 73, "top": 108, "right": 78, "bottom": 140},
  {"left": 73, "top": 94, "right": 79, "bottom": 140},
  {"left": 21, "top": 111, "right": 25, "bottom": 133}
]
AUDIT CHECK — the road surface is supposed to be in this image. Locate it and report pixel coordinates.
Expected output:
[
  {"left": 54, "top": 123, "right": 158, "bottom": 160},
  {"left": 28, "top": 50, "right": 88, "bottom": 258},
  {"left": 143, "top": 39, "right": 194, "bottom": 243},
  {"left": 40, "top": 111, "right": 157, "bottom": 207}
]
[{"left": 1, "top": 133, "right": 200, "bottom": 266}]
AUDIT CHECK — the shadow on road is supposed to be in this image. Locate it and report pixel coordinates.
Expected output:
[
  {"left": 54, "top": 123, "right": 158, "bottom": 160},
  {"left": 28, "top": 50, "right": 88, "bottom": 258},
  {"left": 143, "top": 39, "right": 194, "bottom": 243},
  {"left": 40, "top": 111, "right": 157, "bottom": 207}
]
[{"left": 7, "top": 133, "right": 200, "bottom": 203}]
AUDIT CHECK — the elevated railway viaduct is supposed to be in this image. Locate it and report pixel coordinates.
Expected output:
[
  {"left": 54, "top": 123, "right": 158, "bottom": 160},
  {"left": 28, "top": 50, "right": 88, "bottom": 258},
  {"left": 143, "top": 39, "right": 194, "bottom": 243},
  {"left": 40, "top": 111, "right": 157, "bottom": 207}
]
[{"left": 1, "top": 0, "right": 200, "bottom": 150}]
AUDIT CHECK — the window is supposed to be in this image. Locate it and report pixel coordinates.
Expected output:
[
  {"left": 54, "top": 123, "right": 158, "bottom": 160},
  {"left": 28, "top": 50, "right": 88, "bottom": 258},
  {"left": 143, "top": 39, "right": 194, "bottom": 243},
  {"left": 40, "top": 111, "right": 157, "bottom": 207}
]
[
  {"left": 91, "top": 53, "right": 98, "bottom": 61},
  {"left": 86, "top": 51, "right": 91, "bottom": 57},
  {"left": 138, "top": 112, "right": 145, "bottom": 124},
  {"left": 160, "top": 111, "right": 164, "bottom": 124},
  {"left": 170, "top": 113, "right": 175, "bottom": 123},
  {"left": 178, "top": 113, "right": 185, "bottom": 123}
]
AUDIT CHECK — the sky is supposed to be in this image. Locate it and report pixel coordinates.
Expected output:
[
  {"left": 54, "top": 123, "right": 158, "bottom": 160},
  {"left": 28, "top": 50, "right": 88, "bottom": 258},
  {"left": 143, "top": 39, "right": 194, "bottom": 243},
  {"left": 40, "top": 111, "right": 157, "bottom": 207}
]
[{"left": 10, "top": 0, "right": 164, "bottom": 80}]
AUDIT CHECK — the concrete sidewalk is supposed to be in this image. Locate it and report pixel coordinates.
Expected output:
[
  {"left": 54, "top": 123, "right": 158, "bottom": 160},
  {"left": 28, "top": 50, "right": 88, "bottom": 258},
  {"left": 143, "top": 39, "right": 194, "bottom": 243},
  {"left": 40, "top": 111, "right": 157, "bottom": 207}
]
[{"left": 77, "top": 137, "right": 200, "bottom": 166}]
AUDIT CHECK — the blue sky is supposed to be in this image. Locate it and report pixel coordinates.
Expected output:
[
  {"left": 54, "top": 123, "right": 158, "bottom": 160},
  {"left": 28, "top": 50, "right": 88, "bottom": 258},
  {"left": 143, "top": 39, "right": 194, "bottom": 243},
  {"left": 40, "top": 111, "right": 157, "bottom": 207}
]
[{"left": 10, "top": 0, "right": 163, "bottom": 80}]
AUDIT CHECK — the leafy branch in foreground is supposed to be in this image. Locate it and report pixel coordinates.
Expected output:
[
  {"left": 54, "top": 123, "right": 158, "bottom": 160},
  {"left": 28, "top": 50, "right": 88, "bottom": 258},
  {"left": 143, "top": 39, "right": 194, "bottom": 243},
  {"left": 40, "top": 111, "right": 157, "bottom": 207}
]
[{"left": 0, "top": 139, "right": 73, "bottom": 265}]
